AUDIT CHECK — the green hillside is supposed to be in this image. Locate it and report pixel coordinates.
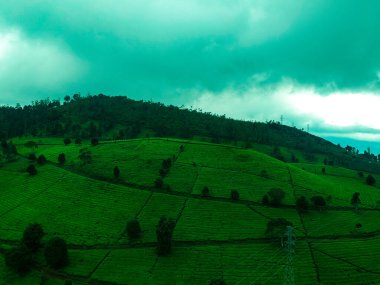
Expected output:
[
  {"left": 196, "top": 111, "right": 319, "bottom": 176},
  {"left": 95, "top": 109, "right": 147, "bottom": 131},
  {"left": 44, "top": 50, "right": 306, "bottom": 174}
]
[{"left": 1, "top": 137, "right": 380, "bottom": 284}]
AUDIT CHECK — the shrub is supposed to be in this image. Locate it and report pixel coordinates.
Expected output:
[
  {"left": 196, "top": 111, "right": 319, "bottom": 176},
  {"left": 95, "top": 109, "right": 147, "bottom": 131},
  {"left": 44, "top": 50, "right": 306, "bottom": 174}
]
[
  {"left": 267, "top": 188, "right": 285, "bottom": 207},
  {"left": 28, "top": 153, "right": 37, "bottom": 161},
  {"left": 26, "top": 164, "right": 37, "bottom": 176},
  {"left": 126, "top": 219, "right": 142, "bottom": 240},
  {"left": 321, "top": 167, "right": 326, "bottom": 174},
  {"left": 74, "top": 138, "right": 82, "bottom": 144},
  {"left": 5, "top": 245, "right": 34, "bottom": 275},
  {"left": 44, "top": 237, "right": 69, "bottom": 269},
  {"left": 37, "top": 154, "right": 47, "bottom": 165},
  {"left": 113, "top": 166, "right": 120, "bottom": 179},
  {"left": 366, "top": 174, "right": 376, "bottom": 186},
  {"left": 265, "top": 218, "right": 293, "bottom": 238},
  {"left": 155, "top": 177, "right": 164, "bottom": 188},
  {"left": 91, "top": 137, "right": 99, "bottom": 146},
  {"left": 311, "top": 196, "right": 326, "bottom": 210},
  {"left": 63, "top": 138, "right": 71, "bottom": 145},
  {"left": 296, "top": 196, "right": 309, "bottom": 212},
  {"left": 358, "top": 171, "right": 364, "bottom": 178},
  {"left": 262, "top": 194, "right": 270, "bottom": 205},
  {"left": 202, "top": 186, "right": 210, "bottom": 197},
  {"left": 156, "top": 217, "right": 176, "bottom": 256},
  {"left": 58, "top": 153, "right": 66, "bottom": 165},
  {"left": 230, "top": 190, "right": 240, "bottom": 201},
  {"left": 22, "top": 223, "right": 44, "bottom": 252}
]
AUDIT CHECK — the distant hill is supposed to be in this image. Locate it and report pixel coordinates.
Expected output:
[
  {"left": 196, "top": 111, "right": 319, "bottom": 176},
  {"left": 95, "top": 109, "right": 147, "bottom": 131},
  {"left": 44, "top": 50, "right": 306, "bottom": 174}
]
[{"left": 1, "top": 94, "right": 379, "bottom": 172}]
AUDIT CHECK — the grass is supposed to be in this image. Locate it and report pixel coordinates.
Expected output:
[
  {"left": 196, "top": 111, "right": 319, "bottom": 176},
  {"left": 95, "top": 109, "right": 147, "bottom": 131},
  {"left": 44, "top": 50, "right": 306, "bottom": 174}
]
[{"left": 1, "top": 137, "right": 380, "bottom": 284}]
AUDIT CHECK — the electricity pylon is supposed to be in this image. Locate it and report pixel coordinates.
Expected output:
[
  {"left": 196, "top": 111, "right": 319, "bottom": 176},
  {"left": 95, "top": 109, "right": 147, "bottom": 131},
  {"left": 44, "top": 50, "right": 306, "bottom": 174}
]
[{"left": 283, "top": 226, "right": 295, "bottom": 285}]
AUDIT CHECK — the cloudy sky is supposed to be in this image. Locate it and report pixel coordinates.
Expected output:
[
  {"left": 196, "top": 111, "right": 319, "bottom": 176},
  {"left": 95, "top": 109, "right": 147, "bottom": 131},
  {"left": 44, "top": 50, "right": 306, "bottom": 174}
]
[{"left": 1, "top": 1, "right": 380, "bottom": 151}]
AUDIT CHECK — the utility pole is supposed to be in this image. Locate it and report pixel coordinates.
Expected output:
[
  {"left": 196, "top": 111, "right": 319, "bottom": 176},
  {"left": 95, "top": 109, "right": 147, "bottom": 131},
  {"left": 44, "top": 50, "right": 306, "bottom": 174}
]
[
  {"left": 280, "top": 115, "right": 284, "bottom": 125},
  {"left": 283, "top": 226, "right": 295, "bottom": 285}
]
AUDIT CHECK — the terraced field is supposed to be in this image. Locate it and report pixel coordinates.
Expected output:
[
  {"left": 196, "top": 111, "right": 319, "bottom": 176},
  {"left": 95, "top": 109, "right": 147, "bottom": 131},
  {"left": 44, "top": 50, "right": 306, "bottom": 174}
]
[{"left": 1, "top": 138, "right": 380, "bottom": 284}]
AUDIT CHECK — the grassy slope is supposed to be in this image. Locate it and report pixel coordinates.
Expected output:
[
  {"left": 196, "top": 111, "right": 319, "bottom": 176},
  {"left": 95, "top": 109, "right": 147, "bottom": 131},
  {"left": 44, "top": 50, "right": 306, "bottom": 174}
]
[{"left": 1, "top": 138, "right": 380, "bottom": 284}]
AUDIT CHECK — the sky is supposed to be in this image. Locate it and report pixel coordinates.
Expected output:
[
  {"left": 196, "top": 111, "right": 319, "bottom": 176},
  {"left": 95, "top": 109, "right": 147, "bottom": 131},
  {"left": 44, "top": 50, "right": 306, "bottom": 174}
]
[{"left": 1, "top": 1, "right": 380, "bottom": 152}]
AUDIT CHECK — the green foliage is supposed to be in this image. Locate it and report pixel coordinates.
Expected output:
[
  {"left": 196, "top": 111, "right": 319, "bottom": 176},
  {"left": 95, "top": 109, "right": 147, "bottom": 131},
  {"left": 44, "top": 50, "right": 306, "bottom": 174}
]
[
  {"left": 5, "top": 245, "right": 34, "bottom": 275},
  {"left": 58, "top": 153, "right": 66, "bottom": 164},
  {"left": 91, "top": 137, "right": 99, "bottom": 146},
  {"left": 311, "top": 196, "right": 326, "bottom": 210},
  {"left": 79, "top": 148, "right": 92, "bottom": 164},
  {"left": 265, "top": 218, "right": 293, "bottom": 238},
  {"left": 296, "top": 196, "right": 309, "bottom": 212},
  {"left": 22, "top": 223, "right": 44, "bottom": 252},
  {"left": 37, "top": 154, "right": 47, "bottom": 165},
  {"left": 266, "top": 188, "right": 285, "bottom": 207},
  {"left": 113, "top": 166, "right": 120, "bottom": 179},
  {"left": 28, "top": 153, "right": 37, "bottom": 161},
  {"left": 262, "top": 194, "right": 270, "bottom": 205},
  {"left": 44, "top": 237, "right": 69, "bottom": 269},
  {"left": 202, "top": 186, "right": 210, "bottom": 197},
  {"left": 64, "top": 138, "right": 71, "bottom": 145},
  {"left": 230, "top": 190, "right": 240, "bottom": 201},
  {"left": 351, "top": 192, "right": 361, "bottom": 211},
  {"left": 126, "top": 219, "right": 142, "bottom": 240},
  {"left": 156, "top": 216, "right": 176, "bottom": 256},
  {"left": 155, "top": 177, "right": 164, "bottom": 188},
  {"left": 366, "top": 174, "right": 376, "bottom": 186},
  {"left": 26, "top": 164, "right": 37, "bottom": 176}
]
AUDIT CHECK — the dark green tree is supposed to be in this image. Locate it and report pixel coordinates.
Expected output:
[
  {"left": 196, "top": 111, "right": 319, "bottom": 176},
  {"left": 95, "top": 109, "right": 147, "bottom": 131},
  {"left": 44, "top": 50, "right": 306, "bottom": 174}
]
[
  {"left": 113, "top": 166, "right": 120, "bottom": 179},
  {"left": 63, "top": 138, "right": 71, "bottom": 145},
  {"left": 5, "top": 245, "right": 34, "bottom": 275},
  {"left": 156, "top": 216, "right": 176, "bottom": 256},
  {"left": 311, "top": 196, "right": 326, "bottom": 211},
  {"left": 351, "top": 192, "right": 361, "bottom": 212},
  {"left": 26, "top": 164, "right": 37, "bottom": 176},
  {"left": 22, "top": 223, "right": 44, "bottom": 252},
  {"left": 58, "top": 153, "right": 66, "bottom": 165},
  {"left": 230, "top": 190, "right": 240, "bottom": 201},
  {"left": 202, "top": 186, "right": 210, "bottom": 197},
  {"left": 44, "top": 237, "right": 69, "bottom": 269},
  {"left": 265, "top": 218, "right": 293, "bottom": 238},
  {"left": 366, "top": 174, "right": 376, "bottom": 186},
  {"left": 155, "top": 177, "right": 164, "bottom": 188},
  {"left": 126, "top": 219, "right": 142, "bottom": 240},
  {"left": 296, "top": 196, "right": 309, "bottom": 213},
  {"left": 267, "top": 188, "right": 285, "bottom": 207},
  {"left": 262, "top": 194, "right": 270, "bottom": 205},
  {"left": 37, "top": 154, "right": 47, "bottom": 165},
  {"left": 91, "top": 137, "right": 99, "bottom": 146}
]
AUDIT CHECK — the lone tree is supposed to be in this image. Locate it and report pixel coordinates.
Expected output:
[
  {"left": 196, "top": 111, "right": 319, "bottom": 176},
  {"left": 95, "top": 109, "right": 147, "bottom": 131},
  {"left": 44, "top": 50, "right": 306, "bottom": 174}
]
[
  {"left": 262, "top": 194, "right": 270, "bottom": 205},
  {"left": 230, "top": 190, "right": 240, "bottom": 201},
  {"left": 26, "top": 164, "right": 37, "bottom": 176},
  {"left": 37, "top": 154, "right": 47, "bottom": 165},
  {"left": 156, "top": 216, "right": 176, "bottom": 256},
  {"left": 44, "top": 237, "right": 69, "bottom": 269},
  {"left": 265, "top": 218, "right": 293, "bottom": 239},
  {"left": 155, "top": 177, "right": 164, "bottom": 188},
  {"left": 351, "top": 192, "right": 361, "bottom": 212},
  {"left": 321, "top": 167, "right": 326, "bottom": 174},
  {"left": 63, "top": 138, "right": 71, "bottom": 146},
  {"left": 366, "top": 174, "right": 376, "bottom": 186},
  {"left": 5, "top": 245, "right": 34, "bottom": 275},
  {"left": 202, "top": 186, "right": 210, "bottom": 197},
  {"left": 296, "top": 196, "right": 309, "bottom": 213},
  {"left": 126, "top": 219, "right": 142, "bottom": 240},
  {"left": 311, "top": 196, "right": 326, "bottom": 211},
  {"left": 267, "top": 188, "right": 285, "bottom": 207},
  {"left": 22, "top": 223, "right": 44, "bottom": 252},
  {"left": 58, "top": 153, "right": 66, "bottom": 165},
  {"left": 113, "top": 166, "right": 120, "bottom": 179},
  {"left": 91, "top": 137, "right": 99, "bottom": 146}
]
